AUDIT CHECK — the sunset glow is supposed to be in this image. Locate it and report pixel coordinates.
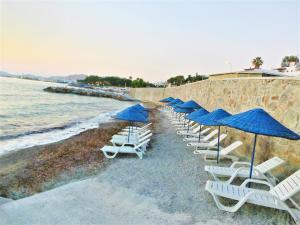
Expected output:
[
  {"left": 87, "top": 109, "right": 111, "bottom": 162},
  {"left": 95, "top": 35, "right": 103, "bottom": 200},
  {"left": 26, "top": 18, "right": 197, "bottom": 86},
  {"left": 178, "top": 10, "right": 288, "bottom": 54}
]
[{"left": 1, "top": 0, "right": 299, "bottom": 81}]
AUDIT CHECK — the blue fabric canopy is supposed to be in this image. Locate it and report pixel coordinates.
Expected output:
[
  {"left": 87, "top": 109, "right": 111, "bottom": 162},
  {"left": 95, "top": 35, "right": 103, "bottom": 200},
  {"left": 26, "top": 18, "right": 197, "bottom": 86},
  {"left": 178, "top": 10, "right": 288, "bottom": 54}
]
[
  {"left": 186, "top": 108, "right": 209, "bottom": 121},
  {"left": 177, "top": 100, "right": 201, "bottom": 109},
  {"left": 172, "top": 101, "right": 184, "bottom": 108},
  {"left": 128, "top": 104, "right": 149, "bottom": 117},
  {"left": 174, "top": 107, "right": 194, "bottom": 113},
  {"left": 114, "top": 107, "right": 148, "bottom": 123},
  {"left": 194, "top": 108, "right": 232, "bottom": 126},
  {"left": 167, "top": 98, "right": 183, "bottom": 106},
  {"left": 159, "top": 97, "right": 174, "bottom": 103},
  {"left": 219, "top": 108, "right": 300, "bottom": 140}
]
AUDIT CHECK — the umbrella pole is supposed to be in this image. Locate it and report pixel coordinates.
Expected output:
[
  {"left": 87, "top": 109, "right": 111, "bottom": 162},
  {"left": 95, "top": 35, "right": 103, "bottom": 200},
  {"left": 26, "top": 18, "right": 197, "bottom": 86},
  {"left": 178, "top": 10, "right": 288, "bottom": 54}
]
[
  {"left": 128, "top": 122, "right": 130, "bottom": 142},
  {"left": 216, "top": 126, "right": 221, "bottom": 163},
  {"left": 198, "top": 125, "right": 202, "bottom": 142},
  {"left": 187, "top": 119, "right": 190, "bottom": 133},
  {"left": 248, "top": 134, "right": 258, "bottom": 187}
]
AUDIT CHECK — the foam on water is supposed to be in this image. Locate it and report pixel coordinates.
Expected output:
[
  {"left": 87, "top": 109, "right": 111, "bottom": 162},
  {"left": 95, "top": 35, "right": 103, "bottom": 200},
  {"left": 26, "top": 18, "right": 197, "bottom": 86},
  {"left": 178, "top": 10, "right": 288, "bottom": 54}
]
[{"left": 0, "top": 110, "right": 117, "bottom": 155}]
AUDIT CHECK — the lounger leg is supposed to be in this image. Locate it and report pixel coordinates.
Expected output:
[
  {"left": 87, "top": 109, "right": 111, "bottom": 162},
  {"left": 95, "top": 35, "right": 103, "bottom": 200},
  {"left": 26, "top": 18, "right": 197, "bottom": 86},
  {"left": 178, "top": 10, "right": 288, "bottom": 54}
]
[
  {"left": 102, "top": 151, "right": 119, "bottom": 159},
  {"left": 209, "top": 192, "right": 248, "bottom": 213}
]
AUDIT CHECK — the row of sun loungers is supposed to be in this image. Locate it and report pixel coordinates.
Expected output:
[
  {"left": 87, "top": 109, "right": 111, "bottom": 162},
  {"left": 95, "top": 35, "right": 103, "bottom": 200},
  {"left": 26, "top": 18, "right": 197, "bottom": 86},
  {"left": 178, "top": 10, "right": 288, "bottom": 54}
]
[
  {"left": 164, "top": 108, "right": 300, "bottom": 224},
  {"left": 100, "top": 123, "right": 153, "bottom": 159}
]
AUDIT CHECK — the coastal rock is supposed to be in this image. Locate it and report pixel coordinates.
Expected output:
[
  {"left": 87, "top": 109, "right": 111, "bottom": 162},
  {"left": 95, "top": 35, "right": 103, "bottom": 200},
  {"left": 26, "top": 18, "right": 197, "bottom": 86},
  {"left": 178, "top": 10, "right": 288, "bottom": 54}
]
[{"left": 44, "top": 86, "right": 136, "bottom": 102}]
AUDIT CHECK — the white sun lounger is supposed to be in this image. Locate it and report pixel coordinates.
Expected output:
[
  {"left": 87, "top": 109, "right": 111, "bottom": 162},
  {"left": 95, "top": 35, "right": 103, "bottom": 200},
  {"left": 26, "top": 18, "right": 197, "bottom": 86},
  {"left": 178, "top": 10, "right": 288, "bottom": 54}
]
[
  {"left": 177, "top": 126, "right": 211, "bottom": 137},
  {"left": 101, "top": 138, "right": 151, "bottom": 159},
  {"left": 175, "top": 122, "right": 197, "bottom": 131},
  {"left": 118, "top": 128, "right": 151, "bottom": 137},
  {"left": 111, "top": 133, "right": 152, "bottom": 146},
  {"left": 187, "top": 133, "right": 227, "bottom": 149},
  {"left": 177, "top": 124, "right": 201, "bottom": 135},
  {"left": 184, "top": 129, "right": 218, "bottom": 142},
  {"left": 122, "top": 123, "right": 152, "bottom": 132},
  {"left": 205, "top": 170, "right": 300, "bottom": 224},
  {"left": 193, "top": 141, "right": 242, "bottom": 162},
  {"left": 205, "top": 157, "right": 285, "bottom": 185}
]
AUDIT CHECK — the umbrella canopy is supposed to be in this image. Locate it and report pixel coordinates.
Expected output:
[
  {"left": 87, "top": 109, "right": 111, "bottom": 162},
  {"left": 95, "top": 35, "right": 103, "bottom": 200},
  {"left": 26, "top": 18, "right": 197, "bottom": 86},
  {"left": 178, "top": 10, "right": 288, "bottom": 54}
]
[
  {"left": 177, "top": 100, "right": 201, "bottom": 109},
  {"left": 218, "top": 108, "right": 300, "bottom": 182},
  {"left": 114, "top": 107, "right": 148, "bottom": 123},
  {"left": 174, "top": 107, "right": 194, "bottom": 114},
  {"left": 159, "top": 97, "right": 174, "bottom": 103},
  {"left": 167, "top": 98, "right": 183, "bottom": 106},
  {"left": 186, "top": 108, "right": 209, "bottom": 121},
  {"left": 195, "top": 108, "right": 232, "bottom": 126},
  {"left": 219, "top": 108, "right": 300, "bottom": 140},
  {"left": 130, "top": 104, "right": 149, "bottom": 115},
  {"left": 172, "top": 101, "right": 184, "bottom": 108}
]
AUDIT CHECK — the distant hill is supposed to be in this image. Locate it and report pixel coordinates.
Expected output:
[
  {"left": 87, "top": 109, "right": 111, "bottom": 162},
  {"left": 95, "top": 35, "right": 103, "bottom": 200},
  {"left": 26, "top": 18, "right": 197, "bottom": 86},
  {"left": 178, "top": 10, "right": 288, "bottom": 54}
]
[
  {"left": 0, "top": 71, "right": 14, "bottom": 77},
  {"left": 50, "top": 74, "right": 87, "bottom": 82},
  {"left": 0, "top": 71, "right": 87, "bottom": 83}
]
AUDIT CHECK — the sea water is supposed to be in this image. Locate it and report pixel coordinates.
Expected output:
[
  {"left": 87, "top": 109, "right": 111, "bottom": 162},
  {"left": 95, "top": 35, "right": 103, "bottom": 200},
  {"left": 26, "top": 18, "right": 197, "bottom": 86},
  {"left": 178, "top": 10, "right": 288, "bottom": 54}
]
[{"left": 0, "top": 77, "right": 133, "bottom": 154}]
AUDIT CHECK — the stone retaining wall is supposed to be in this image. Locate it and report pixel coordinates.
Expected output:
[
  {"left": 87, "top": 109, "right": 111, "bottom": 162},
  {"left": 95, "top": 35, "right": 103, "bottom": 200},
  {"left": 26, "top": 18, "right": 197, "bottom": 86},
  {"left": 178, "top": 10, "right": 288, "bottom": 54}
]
[{"left": 130, "top": 77, "right": 300, "bottom": 177}]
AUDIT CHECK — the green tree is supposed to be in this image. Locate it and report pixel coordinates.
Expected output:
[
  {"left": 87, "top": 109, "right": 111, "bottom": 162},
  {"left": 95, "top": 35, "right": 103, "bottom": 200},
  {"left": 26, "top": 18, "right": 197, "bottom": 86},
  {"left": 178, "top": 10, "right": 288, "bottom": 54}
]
[
  {"left": 167, "top": 75, "right": 185, "bottom": 86},
  {"left": 281, "top": 55, "right": 299, "bottom": 67},
  {"left": 252, "top": 57, "right": 263, "bottom": 69}
]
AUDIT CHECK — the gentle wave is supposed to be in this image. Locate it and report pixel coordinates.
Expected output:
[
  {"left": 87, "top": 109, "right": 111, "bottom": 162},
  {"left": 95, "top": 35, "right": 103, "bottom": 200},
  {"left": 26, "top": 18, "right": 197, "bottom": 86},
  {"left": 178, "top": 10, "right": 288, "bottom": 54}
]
[
  {"left": 0, "top": 111, "right": 117, "bottom": 155},
  {"left": 0, "top": 122, "right": 79, "bottom": 141}
]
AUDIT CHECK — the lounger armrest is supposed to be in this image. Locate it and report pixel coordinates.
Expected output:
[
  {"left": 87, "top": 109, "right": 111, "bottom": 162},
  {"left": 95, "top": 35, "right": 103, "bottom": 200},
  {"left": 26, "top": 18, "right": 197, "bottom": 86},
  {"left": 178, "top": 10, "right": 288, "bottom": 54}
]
[
  {"left": 230, "top": 161, "right": 251, "bottom": 168},
  {"left": 226, "top": 167, "right": 265, "bottom": 184},
  {"left": 241, "top": 179, "right": 274, "bottom": 189}
]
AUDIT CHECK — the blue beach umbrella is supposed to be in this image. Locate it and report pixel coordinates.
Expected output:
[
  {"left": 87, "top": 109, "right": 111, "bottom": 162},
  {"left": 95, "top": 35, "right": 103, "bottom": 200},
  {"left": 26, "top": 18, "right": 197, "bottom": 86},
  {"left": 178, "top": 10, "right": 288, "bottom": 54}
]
[
  {"left": 167, "top": 98, "right": 183, "bottom": 106},
  {"left": 159, "top": 97, "right": 175, "bottom": 103},
  {"left": 186, "top": 108, "right": 209, "bottom": 121},
  {"left": 178, "top": 100, "right": 201, "bottom": 109},
  {"left": 174, "top": 107, "right": 194, "bottom": 113},
  {"left": 219, "top": 108, "right": 300, "bottom": 181},
  {"left": 186, "top": 108, "right": 210, "bottom": 136},
  {"left": 129, "top": 104, "right": 149, "bottom": 117},
  {"left": 195, "top": 109, "right": 232, "bottom": 163},
  {"left": 115, "top": 107, "right": 148, "bottom": 141}
]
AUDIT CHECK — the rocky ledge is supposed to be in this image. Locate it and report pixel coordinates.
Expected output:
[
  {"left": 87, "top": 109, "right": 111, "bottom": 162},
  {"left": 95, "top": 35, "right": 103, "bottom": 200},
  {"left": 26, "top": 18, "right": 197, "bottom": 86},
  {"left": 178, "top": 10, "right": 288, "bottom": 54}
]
[{"left": 44, "top": 86, "right": 136, "bottom": 101}]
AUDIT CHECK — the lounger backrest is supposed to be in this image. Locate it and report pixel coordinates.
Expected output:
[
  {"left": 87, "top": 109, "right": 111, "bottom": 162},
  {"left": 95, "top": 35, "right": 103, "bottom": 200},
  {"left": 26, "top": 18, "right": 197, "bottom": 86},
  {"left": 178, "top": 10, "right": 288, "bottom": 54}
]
[
  {"left": 190, "top": 123, "right": 198, "bottom": 130},
  {"left": 135, "top": 139, "right": 151, "bottom": 150},
  {"left": 141, "top": 123, "right": 152, "bottom": 130},
  {"left": 192, "top": 125, "right": 200, "bottom": 133},
  {"left": 138, "top": 129, "right": 151, "bottom": 138},
  {"left": 256, "top": 157, "right": 285, "bottom": 174},
  {"left": 203, "top": 129, "right": 218, "bottom": 141},
  {"left": 139, "top": 133, "right": 153, "bottom": 143},
  {"left": 270, "top": 170, "right": 300, "bottom": 201},
  {"left": 209, "top": 134, "right": 227, "bottom": 146},
  {"left": 200, "top": 127, "right": 211, "bottom": 135},
  {"left": 221, "top": 141, "right": 243, "bottom": 155}
]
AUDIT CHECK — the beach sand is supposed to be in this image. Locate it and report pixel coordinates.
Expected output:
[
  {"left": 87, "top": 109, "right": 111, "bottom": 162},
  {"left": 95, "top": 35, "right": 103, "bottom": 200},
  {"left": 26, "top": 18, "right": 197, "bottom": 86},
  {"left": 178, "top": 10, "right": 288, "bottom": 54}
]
[
  {"left": 0, "top": 108, "right": 296, "bottom": 224},
  {"left": 0, "top": 122, "right": 127, "bottom": 199}
]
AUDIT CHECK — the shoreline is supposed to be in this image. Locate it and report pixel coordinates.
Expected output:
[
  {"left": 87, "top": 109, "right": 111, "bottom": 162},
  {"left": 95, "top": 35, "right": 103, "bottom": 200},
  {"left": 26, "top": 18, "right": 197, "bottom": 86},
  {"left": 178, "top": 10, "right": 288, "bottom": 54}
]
[
  {"left": 0, "top": 121, "right": 127, "bottom": 199},
  {"left": 0, "top": 111, "right": 125, "bottom": 155}
]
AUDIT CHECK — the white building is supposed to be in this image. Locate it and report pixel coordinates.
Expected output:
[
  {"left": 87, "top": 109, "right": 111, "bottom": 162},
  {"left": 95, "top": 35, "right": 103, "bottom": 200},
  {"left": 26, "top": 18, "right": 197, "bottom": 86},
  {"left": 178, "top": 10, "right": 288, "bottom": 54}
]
[{"left": 275, "top": 62, "right": 300, "bottom": 77}]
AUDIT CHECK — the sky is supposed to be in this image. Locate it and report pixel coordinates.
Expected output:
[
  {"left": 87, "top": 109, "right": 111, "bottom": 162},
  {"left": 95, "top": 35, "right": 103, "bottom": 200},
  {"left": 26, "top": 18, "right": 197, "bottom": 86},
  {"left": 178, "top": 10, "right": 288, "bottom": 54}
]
[{"left": 0, "top": 0, "right": 299, "bottom": 82}]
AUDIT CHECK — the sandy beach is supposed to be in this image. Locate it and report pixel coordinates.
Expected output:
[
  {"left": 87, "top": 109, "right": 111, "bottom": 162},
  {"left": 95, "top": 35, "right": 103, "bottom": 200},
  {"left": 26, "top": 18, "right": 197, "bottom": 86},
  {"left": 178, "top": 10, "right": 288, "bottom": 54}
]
[
  {"left": 0, "top": 108, "right": 295, "bottom": 225},
  {"left": 0, "top": 122, "right": 127, "bottom": 199}
]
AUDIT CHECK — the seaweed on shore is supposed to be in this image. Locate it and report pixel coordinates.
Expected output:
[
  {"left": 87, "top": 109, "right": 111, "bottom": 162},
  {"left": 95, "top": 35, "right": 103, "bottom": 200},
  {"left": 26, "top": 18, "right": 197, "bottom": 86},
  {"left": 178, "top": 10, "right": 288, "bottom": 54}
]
[{"left": 0, "top": 122, "right": 127, "bottom": 199}]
